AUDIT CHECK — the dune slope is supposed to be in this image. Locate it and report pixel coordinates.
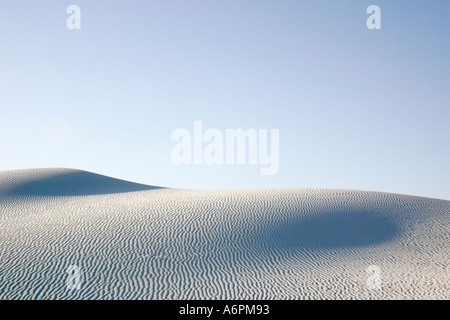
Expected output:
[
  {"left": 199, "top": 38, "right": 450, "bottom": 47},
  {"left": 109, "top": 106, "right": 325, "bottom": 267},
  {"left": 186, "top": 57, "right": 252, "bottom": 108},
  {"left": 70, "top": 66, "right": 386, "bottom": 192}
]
[{"left": 0, "top": 168, "right": 449, "bottom": 299}]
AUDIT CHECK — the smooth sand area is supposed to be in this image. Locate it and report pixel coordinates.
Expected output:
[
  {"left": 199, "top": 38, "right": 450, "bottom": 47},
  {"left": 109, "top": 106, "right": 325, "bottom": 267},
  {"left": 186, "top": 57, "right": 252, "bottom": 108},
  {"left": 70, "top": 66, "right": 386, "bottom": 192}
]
[{"left": 0, "top": 168, "right": 448, "bottom": 299}]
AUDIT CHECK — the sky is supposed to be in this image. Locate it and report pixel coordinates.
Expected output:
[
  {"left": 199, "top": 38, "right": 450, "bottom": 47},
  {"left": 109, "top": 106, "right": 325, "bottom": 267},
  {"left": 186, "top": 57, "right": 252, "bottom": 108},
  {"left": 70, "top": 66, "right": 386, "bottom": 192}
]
[{"left": 0, "top": 0, "right": 449, "bottom": 200}]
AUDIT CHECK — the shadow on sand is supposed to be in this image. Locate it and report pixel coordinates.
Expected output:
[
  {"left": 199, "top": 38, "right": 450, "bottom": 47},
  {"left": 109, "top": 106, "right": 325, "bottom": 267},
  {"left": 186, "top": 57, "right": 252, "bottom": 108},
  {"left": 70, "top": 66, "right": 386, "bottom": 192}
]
[
  {"left": 260, "top": 209, "right": 400, "bottom": 251},
  {"left": 7, "top": 170, "right": 161, "bottom": 197}
]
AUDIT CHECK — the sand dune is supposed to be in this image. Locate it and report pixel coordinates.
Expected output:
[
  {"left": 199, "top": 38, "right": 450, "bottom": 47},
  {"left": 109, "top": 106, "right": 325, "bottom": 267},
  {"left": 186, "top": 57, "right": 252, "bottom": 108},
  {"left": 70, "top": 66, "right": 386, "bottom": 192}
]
[{"left": 0, "top": 168, "right": 448, "bottom": 299}]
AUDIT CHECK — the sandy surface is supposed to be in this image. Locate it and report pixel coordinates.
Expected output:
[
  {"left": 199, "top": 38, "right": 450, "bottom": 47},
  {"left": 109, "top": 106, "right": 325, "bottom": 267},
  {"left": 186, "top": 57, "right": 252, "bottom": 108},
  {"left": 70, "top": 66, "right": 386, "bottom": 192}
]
[{"left": 0, "top": 168, "right": 448, "bottom": 299}]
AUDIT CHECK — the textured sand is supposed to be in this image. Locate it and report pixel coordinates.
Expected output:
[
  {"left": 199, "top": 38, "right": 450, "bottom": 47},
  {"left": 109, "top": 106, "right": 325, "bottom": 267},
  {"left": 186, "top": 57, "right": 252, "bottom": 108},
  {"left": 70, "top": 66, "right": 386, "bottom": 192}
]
[{"left": 0, "top": 168, "right": 448, "bottom": 299}]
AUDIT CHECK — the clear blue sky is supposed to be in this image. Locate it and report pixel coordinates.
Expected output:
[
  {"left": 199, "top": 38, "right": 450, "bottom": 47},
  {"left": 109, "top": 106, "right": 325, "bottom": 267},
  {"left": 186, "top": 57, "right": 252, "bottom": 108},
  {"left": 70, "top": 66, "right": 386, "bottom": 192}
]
[{"left": 0, "top": 1, "right": 449, "bottom": 200}]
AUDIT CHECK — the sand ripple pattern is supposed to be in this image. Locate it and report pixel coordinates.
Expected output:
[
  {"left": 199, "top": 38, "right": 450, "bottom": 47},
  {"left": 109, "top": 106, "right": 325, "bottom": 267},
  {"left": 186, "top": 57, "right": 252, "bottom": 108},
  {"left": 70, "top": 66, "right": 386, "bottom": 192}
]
[{"left": 0, "top": 168, "right": 449, "bottom": 299}]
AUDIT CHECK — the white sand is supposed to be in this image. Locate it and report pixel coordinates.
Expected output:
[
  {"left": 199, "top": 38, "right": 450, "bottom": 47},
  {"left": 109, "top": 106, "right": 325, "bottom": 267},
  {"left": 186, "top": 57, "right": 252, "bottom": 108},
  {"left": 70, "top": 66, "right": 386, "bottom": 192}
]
[{"left": 0, "top": 168, "right": 448, "bottom": 299}]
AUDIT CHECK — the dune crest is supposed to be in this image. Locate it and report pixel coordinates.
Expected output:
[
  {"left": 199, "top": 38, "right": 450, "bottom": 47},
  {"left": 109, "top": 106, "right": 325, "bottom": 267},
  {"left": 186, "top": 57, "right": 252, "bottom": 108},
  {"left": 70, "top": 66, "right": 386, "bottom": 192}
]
[{"left": 0, "top": 168, "right": 159, "bottom": 197}]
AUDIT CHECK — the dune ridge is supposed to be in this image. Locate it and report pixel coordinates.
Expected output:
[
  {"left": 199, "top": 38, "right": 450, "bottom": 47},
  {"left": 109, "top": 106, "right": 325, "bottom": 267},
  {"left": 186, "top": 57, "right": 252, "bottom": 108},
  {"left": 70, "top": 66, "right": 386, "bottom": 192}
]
[{"left": 0, "top": 168, "right": 449, "bottom": 299}]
